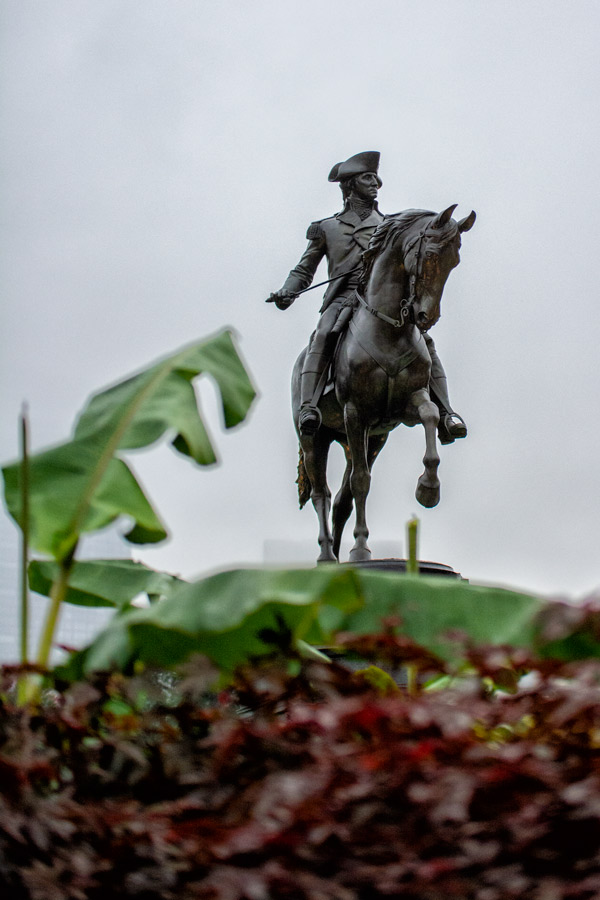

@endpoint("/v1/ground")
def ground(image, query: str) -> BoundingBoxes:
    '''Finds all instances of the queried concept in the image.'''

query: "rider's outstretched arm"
[269,223,326,309]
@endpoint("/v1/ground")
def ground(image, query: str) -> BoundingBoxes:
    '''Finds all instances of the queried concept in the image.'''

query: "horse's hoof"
[349,546,372,563]
[416,478,440,508]
[317,548,337,564]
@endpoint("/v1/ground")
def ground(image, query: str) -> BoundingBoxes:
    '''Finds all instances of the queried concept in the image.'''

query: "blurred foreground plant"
[2,639,600,898]
[2,328,257,697]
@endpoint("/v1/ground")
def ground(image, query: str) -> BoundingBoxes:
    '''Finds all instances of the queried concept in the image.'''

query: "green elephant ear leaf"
[63,566,571,679]
[62,567,366,677]
[2,329,256,561]
[29,558,186,610]
[342,572,545,658]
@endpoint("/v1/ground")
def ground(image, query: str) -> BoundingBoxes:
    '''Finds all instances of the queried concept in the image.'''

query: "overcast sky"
[2,1,600,600]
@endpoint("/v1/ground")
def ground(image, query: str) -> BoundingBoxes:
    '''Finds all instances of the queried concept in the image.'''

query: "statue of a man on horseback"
[267,150,476,563]
[268,151,467,446]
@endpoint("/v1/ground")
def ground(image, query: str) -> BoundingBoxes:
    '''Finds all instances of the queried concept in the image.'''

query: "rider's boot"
[299,349,329,436]
[424,335,467,445]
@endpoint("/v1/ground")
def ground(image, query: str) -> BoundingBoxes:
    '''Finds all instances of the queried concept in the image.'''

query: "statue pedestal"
[341,558,464,579]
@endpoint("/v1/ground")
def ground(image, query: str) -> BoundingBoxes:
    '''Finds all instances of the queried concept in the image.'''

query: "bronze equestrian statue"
[267,152,475,562]
[268,151,467,444]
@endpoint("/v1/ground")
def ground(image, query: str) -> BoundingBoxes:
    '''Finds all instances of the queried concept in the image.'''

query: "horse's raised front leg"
[300,432,337,563]
[344,402,372,562]
[412,388,441,508]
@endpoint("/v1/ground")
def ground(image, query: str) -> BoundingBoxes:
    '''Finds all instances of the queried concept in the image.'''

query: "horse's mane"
[359,209,458,289]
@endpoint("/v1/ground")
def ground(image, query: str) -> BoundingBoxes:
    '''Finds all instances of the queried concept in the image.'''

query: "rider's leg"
[330,295,357,335]
[423,334,467,445]
[299,303,340,435]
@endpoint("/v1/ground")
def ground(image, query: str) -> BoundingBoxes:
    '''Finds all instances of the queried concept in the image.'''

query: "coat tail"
[296,446,311,508]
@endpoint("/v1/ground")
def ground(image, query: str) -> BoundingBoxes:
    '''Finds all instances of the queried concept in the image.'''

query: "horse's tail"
[296,445,311,508]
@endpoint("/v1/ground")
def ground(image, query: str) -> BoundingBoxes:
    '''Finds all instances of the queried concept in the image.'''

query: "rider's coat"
[282,206,384,311]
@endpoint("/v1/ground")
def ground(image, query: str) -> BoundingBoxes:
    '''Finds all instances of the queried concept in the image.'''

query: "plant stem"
[19,406,30,665]
[406,516,419,575]
[17,406,30,706]
[36,542,77,671]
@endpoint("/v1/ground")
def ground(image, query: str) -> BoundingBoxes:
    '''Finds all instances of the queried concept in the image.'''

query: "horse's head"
[361,205,476,333]
[403,205,476,332]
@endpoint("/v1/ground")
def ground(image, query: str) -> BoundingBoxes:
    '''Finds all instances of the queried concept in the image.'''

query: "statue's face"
[352,172,380,202]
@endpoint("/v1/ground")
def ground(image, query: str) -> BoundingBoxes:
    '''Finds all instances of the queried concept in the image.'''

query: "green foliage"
[1,328,256,675]
[57,566,588,679]
[59,566,363,677]
[3,329,256,563]
[29,558,186,610]
[342,571,544,656]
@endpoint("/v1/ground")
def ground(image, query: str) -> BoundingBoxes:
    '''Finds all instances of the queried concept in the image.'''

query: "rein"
[355,290,410,329]
[404,228,429,307]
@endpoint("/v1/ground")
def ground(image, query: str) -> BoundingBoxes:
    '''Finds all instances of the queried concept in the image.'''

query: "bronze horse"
[292,205,476,563]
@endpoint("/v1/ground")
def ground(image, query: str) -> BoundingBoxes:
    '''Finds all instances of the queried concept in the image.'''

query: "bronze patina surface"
[268,153,475,562]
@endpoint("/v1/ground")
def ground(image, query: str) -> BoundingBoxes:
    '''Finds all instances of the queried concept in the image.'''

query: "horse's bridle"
[355,225,431,330]
[404,227,430,309]
[355,290,409,329]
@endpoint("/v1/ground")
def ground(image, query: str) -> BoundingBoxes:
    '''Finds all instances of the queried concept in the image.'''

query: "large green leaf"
[63,566,567,678]
[63,567,365,676]
[3,447,169,560]
[29,558,186,610]
[2,329,256,561]
[343,572,544,658]
[73,329,255,453]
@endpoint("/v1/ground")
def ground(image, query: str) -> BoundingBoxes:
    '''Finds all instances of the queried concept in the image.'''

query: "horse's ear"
[458,210,476,233]
[432,204,458,228]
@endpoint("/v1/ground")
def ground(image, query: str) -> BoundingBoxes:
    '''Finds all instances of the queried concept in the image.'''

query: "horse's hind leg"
[332,434,388,560]
[344,403,373,562]
[301,431,337,563]
[332,444,352,561]
[413,388,441,508]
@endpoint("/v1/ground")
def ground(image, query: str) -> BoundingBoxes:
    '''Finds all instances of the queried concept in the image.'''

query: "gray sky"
[2,0,600,599]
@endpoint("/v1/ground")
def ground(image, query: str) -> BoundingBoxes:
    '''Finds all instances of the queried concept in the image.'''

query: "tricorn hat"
[328,150,381,183]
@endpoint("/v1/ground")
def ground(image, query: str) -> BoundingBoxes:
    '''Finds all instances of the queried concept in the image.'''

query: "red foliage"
[1,642,600,899]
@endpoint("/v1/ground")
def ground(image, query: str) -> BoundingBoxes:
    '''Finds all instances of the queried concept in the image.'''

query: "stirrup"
[438,412,467,445]
[299,405,322,436]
